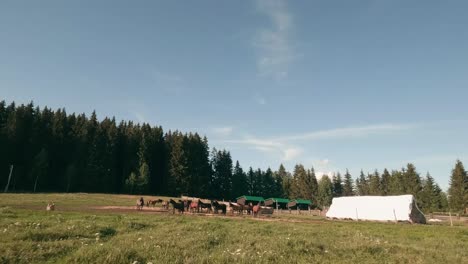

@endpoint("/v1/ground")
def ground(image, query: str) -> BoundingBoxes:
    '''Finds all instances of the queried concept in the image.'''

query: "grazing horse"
[189,200,199,213]
[211,200,227,215]
[243,203,253,215]
[147,199,163,207]
[252,202,262,217]
[161,200,169,210]
[197,199,212,213]
[169,199,185,214]
[183,200,192,212]
[229,202,243,215]
[136,197,144,211]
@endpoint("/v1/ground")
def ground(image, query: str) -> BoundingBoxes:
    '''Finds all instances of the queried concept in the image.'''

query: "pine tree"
[317,175,333,208]
[342,169,354,196]
[380,168,391,195]
[389,170,405,195]
[420,173,436,212]
[231,161,248,199]
[404,163,422,202]
[262,168,275,198]
[211,149,233,199]
[332,172,343,197]
[273,165,285,198]
[167,132,188,196]
[277,164,292,198]
[368,170,381,195]
[448,160,467,212]
[247,167,255,196]
[356,170,369,195]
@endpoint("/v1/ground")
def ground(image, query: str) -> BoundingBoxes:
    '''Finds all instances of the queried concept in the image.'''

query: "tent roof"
[236,195,265,202]
[266,198,290,203]
[292,199,312,205]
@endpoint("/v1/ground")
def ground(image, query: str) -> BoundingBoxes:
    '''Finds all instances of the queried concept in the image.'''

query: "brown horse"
[146,199,163,207]
[161,200,169,210]
[252,202,262,217]
[197,199,212,213]
[229,202,243,215]
[169,199,184,214]
[189,200,199,213]
[211,200,227,215]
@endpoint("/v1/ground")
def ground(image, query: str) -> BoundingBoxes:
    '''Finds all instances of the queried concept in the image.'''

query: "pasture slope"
[0,193,467,264]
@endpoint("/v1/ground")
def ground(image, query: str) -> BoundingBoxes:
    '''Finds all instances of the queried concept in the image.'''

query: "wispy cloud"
[212,126,234,137]
[276,123,415,141]
[222,123,417,164]
[253,0,295,79]
[283,147,302,161]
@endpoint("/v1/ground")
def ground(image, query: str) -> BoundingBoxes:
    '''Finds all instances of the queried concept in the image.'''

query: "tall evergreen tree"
[355,170,369,195]
[404,163,422,202]
[342,169,354,196]
[368,170,381,195]
[231,161,247,200]
[332,172,343,197]
[380,168,391,195]
[317,176,333,208]
[448,160,467,212]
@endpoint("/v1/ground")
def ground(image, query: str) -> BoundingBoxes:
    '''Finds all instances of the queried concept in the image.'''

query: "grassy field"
[0,193,467,264]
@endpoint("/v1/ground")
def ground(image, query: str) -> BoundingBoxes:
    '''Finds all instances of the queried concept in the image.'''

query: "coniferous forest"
[1,101,467,213]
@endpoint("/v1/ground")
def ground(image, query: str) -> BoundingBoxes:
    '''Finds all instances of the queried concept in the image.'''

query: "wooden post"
[449,211,453,227]
[355,208,359,221]
[393,209,397,224]
[4,165,13,193]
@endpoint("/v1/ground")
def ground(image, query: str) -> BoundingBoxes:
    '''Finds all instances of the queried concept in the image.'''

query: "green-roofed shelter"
[288,199,312,210]
[265,198,290,209]
[236,195,264,205]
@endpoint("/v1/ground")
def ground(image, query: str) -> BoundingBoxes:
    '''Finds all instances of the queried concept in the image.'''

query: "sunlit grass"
[0,193,467,263]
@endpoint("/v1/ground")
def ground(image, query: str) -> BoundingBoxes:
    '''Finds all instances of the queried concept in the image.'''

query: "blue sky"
[1,0,467,190]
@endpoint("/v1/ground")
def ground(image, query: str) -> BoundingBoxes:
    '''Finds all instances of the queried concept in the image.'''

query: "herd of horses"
[135,197,264,217]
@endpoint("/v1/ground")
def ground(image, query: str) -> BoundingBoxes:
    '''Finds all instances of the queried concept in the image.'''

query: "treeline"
[0,101,466,213]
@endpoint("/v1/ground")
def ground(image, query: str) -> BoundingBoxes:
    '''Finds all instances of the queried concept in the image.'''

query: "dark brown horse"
[169,199,184,214]
[211,200,227,214]
[197,199,212,213]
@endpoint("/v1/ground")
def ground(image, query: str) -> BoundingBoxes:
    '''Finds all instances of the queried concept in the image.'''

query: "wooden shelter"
[236,195,264,205]
[287,199,312,210]
[264,198,290,210]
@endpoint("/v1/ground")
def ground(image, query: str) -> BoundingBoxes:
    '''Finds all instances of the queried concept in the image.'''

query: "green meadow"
[0,193,466,264]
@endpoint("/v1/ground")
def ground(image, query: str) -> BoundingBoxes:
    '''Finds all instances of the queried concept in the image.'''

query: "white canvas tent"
[326,195,426,224]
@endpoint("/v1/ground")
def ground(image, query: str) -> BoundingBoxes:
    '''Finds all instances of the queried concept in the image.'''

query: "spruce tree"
[332,172,343,197]
[380,168,391,195]
[231,161,248,199]
[356,170,369,195]
[404,163,422,202]
[368,170,381,195]
[448,160,467,212]
[342,169,354,196]
[317,175,333,208]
